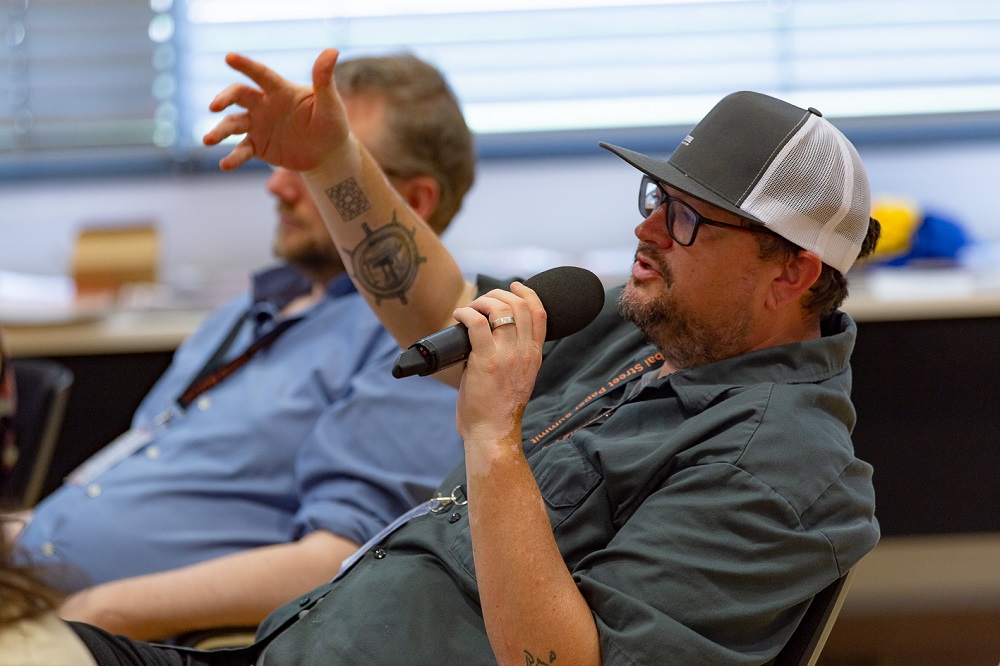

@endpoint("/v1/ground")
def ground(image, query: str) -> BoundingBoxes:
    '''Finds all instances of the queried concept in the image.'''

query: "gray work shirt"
[251,286,879,665]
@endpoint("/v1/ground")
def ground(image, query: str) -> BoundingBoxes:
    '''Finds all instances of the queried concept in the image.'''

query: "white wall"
[2,136,998,297]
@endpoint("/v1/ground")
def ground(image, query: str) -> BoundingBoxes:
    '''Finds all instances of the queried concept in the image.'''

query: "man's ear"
[766,250,823,310]
[393,175,441,226]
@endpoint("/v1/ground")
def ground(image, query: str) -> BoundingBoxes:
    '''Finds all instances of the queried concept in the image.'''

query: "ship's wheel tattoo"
[325,177,370,221]
[346,213,425,305]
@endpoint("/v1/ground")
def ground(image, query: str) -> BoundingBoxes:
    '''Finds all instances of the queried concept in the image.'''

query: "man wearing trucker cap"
[70,50,881,665]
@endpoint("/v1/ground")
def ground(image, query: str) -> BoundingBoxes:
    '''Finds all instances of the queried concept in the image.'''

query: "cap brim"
[599,142,766,227]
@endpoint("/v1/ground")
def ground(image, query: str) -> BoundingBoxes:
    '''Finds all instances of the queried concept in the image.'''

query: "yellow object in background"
[870,196,921,261]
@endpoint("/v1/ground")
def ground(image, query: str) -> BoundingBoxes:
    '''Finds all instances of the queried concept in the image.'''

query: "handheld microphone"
[392,266,605,378]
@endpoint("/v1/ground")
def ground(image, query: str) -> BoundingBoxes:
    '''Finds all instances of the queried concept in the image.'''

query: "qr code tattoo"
[325,177,371,221]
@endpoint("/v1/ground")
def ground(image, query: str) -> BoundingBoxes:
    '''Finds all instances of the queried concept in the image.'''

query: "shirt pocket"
[446,441,603,584]
[531,442,603,529]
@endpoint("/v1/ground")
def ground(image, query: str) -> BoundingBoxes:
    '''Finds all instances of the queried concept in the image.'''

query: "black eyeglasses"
[638,175,775,246]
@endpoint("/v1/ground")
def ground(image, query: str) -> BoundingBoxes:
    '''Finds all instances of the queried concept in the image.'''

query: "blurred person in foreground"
[12,52,474,641]
[1,333,94,663]
[69,49,880,665]
[1,521,96,664]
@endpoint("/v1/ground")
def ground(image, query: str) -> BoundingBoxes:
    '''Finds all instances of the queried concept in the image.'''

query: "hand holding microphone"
[392,266,605,378]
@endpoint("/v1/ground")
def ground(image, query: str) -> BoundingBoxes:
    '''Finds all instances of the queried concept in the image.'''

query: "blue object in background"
[883,211,970,266]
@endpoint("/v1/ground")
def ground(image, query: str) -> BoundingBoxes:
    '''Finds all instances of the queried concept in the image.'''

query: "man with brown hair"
[15,52,475,641]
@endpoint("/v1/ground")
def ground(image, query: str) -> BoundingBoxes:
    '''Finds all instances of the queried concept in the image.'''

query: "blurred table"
[4,308,208,358]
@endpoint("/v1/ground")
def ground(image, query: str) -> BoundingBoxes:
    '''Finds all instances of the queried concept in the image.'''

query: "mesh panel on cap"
[741,114,870,274]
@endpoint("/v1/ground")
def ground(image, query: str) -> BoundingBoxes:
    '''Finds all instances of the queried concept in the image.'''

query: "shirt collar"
[248,265,357,324]
[645,311,857,414]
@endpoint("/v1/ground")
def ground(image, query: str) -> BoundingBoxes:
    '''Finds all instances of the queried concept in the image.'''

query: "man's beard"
[618,244,754,370]
[273,209,345,279]
[277,240,344,278]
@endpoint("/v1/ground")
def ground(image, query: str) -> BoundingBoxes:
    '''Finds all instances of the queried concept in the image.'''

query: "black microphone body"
[391,322,472,378]
[392,266,605,378]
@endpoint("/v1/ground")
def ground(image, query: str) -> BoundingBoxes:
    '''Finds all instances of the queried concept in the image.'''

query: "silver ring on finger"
[489,315,516,332]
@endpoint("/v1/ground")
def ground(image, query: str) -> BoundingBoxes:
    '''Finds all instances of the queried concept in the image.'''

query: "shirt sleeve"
[290,334,464,546]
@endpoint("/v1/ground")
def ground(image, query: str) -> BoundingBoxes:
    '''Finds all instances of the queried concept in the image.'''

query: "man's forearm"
[204,50,476,370]
[57,530,358,641]
[303,140,476,354]
[451,284,601,666]
[467,437,602,666]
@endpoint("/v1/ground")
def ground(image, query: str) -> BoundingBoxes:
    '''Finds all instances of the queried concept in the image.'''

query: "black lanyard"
[175,311,303,411]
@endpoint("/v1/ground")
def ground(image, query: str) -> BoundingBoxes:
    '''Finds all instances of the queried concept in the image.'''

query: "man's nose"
[267,167,297,200]
[634,205,673,249]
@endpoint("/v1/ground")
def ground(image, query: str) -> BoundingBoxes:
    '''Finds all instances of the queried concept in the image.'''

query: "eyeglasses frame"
[638,175,778,246]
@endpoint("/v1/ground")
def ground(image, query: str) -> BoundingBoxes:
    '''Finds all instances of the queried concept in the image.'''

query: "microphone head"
[523,266,605,341]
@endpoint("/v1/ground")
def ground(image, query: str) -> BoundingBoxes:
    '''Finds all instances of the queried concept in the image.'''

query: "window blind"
[3,0,1000,176]
[0,0,164,175]
[181,0,1000,142]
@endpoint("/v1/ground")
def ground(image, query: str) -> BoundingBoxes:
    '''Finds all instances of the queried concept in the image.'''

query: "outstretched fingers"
[224,52,292,94]
[218,137,257,172]
[207,82,259,114]
[202,110,251,147]
[202,49,351,173]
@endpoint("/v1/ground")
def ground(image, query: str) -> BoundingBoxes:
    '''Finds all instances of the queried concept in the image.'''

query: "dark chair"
[775,569,856,666]
[6,358,73,508]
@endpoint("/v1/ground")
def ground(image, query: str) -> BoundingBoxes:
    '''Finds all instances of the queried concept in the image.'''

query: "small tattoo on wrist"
[326,177,370,221]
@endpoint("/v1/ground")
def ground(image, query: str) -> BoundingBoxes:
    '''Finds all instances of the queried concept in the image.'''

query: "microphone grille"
[524,266,606,341]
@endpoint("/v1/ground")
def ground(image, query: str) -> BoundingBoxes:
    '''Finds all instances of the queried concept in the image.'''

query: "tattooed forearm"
[524,649,557,665]
[344,213,426,305]
[326,177,371,221]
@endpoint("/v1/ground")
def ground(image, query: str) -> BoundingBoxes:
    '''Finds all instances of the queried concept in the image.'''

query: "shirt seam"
[732,381,848,574]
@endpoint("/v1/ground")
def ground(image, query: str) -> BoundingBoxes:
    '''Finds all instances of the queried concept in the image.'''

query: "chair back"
[6,358,73,508]
[775,569,855,666]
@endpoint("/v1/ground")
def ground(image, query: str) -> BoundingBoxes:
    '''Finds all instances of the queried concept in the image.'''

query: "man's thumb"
[312,48,341,98]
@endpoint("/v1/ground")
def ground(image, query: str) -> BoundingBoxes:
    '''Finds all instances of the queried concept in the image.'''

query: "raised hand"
[202,49,351,172]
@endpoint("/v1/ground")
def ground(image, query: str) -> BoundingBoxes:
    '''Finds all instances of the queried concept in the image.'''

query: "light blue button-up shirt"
[18,266,463,591]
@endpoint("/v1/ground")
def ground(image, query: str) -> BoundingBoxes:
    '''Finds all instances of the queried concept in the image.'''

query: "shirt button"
[41,542,55,557]
[373,547,387,560]
[146,446,160,460]
[297,610,310,619]
[86,483,101,498]
[448,512,462,523]
[197,397,212,411]
[297,596,310,607]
